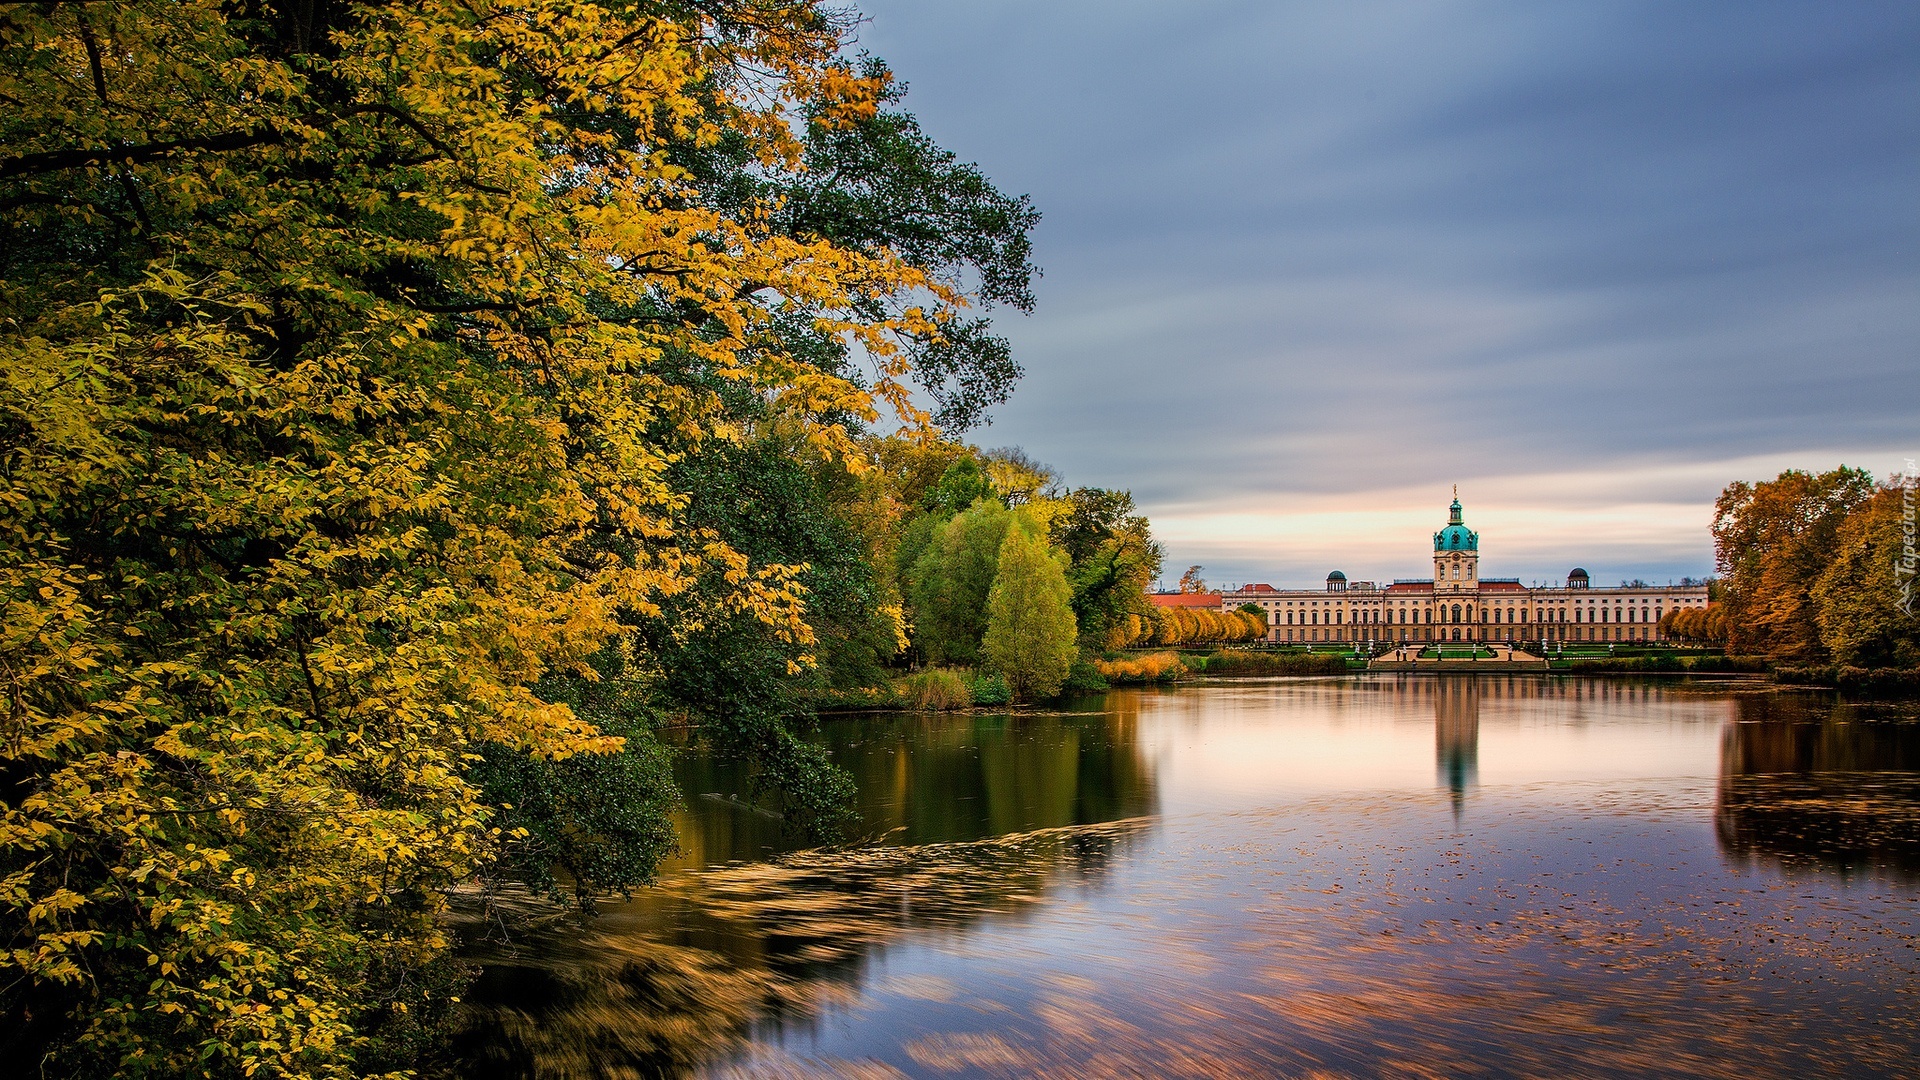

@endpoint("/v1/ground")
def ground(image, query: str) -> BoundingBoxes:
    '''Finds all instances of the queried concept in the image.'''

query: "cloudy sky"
[858,1,1918,590]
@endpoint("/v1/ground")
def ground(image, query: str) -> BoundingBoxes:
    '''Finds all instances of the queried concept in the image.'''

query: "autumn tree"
[1178,565,1209,593]
[1713,468,1877,660]
[0,1,1032,1076]
[1811,486,1920,668]
[982,525,1078,700]
[1237,604,1271,641]
[1150,607,1191,646]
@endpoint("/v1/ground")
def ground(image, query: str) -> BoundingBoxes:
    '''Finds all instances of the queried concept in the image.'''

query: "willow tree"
[0,2,1008,1076]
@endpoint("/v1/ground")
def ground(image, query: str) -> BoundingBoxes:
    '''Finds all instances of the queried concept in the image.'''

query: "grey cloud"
[860,0,1918,578]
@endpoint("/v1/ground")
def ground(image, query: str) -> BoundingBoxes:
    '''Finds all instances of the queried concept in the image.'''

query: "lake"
[457,676,1920,1079]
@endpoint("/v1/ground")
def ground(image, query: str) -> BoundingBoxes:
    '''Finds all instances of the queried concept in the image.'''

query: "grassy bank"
[1184,650,1352,676]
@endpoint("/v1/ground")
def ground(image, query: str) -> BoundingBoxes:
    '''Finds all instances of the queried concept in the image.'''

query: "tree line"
[1110,605,1269,647]
[1656,604,1729,645]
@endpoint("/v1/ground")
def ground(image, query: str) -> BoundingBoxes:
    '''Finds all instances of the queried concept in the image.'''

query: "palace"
[1216,494,1709,645]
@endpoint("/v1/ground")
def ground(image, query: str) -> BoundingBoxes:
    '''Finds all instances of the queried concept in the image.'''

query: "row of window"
[1283,625,1661,643]
[1278,603,1699,627]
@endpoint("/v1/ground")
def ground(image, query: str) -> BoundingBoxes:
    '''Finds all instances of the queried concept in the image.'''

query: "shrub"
[1196,650,1348,676]
[1060,660,1111,695]
[966,671,1013,706]
[1094,651,1189,684]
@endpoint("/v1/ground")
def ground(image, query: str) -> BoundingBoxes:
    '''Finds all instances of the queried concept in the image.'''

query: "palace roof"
[1150,592,1224,608]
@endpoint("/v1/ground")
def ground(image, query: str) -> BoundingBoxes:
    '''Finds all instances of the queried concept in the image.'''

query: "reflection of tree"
[454,817,1154,1079]
[451,934,765,1080]
[1716,696,1920,880]
[1435,679,1480,815]
[455,706,1161,1075]
[666,709,1158,870]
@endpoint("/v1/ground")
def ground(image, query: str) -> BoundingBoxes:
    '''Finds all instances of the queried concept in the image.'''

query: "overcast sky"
[858,1,1918,590]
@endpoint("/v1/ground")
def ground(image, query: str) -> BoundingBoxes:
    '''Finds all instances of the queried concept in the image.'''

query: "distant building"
[1148,591,1225,609]
[1218,494,1709,645]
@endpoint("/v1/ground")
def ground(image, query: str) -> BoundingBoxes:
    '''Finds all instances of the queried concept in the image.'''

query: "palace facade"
[1219,495,1709,645]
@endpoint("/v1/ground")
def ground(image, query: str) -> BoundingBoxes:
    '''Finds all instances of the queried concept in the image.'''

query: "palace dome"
[1433,494,1478,552]
[1327,570,1346,581]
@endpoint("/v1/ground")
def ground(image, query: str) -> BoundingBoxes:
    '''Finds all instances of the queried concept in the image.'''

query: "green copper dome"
[1433,496,1478,551]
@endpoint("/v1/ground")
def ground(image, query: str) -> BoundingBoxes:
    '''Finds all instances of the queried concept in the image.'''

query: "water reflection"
[667,701,1157,871]
[458,818,1156,1080]
[1716,695,1920,880]
[457,679,1920,1080]
[1434,679,1479,814]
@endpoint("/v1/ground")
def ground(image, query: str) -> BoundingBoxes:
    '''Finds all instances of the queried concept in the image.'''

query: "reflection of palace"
[1214,493,1710,645]
[1716,698,1920,880]
[1435,679,1479,815]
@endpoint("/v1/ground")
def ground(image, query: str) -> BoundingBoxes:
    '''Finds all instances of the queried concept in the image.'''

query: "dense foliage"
[0,1,1044,1076]
[1712,467,1916,667]
[890,446,1166,694]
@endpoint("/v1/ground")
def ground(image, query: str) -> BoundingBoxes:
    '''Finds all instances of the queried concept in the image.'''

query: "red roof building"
[1149,592,1225,609]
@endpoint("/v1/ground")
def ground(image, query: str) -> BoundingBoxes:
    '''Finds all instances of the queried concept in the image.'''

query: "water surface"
[462,677,1920,1079]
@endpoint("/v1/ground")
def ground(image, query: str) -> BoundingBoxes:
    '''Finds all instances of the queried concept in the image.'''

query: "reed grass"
[895,669,973,710]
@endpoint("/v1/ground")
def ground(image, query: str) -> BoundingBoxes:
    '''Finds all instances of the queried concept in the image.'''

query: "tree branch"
[0,126,284,181]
